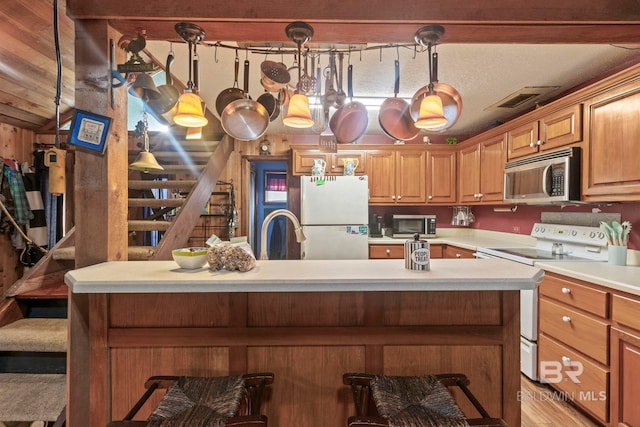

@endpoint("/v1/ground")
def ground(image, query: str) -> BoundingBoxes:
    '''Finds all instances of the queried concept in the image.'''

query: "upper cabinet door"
[426,149,457,204]
[539,104,582,152]
[478,133,507,203]
[507,121,539,160]
[366,150,396,204]
[395,150,427,204]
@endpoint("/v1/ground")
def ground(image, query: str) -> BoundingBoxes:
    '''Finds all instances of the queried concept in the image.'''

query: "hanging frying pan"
[378,59,419,141]
[215,55,245,117]
[257,90,280,121]
[221,59,270,141]
[329,64,368,144]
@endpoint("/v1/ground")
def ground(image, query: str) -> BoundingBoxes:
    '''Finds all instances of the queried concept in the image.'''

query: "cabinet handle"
[537,140,544,146]
[428,195,433,200]
[397,196,401,200]
[562,315,571,323]
[391,195,396,200]
[477,193,483,198]
[529,141,535,148]
[386,249,391,254]
[456,253,462,258]
[561,356,571,364]
[331,165,335,169]
[561,287,571,294]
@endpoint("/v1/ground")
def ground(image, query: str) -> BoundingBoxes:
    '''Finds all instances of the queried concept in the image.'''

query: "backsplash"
[369,203,640,250]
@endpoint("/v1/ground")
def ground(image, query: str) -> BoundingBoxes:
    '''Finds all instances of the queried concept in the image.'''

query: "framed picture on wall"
[68,109,112,154]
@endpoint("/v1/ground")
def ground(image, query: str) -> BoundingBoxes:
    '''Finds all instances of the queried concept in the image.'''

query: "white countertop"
[64,259,543,294]
[369,229,640,297]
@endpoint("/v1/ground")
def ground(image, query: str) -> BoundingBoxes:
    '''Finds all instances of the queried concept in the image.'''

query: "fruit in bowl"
[171,247,208,269]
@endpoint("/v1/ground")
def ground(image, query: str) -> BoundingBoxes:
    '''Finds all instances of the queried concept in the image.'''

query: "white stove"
[475,222,608,381]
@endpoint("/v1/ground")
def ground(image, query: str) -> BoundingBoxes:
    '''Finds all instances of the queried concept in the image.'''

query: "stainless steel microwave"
[503,147,581,204]
[392,215,436,238]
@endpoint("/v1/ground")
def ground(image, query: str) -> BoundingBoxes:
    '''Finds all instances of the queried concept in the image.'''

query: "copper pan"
[378,59,419,141]
[329,64,368,144]
[410,82,463,132]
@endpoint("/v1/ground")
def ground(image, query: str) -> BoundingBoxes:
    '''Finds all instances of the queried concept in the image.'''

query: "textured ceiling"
[146,40,640,139]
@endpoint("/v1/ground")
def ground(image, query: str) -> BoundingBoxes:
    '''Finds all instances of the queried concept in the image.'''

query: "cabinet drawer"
[540,273,608,318]
[538,334,609,423]
[369,245,404,259]
[612,294,640,332]
[539,298,609,365]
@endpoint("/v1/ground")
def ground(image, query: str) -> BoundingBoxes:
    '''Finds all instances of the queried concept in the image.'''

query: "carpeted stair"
[0,297,67,424]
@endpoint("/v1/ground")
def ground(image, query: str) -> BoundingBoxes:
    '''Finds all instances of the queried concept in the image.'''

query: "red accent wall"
[370,203,640,250]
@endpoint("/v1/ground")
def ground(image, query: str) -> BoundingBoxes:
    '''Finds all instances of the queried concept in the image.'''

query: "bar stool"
[343,373,507,427]
[108,372,274,427]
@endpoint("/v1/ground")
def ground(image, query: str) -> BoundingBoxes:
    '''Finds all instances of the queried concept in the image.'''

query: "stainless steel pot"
[221,60,270,141]
[215,56,245,117]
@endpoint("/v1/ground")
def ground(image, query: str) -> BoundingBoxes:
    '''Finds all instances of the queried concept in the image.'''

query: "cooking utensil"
[299,53,312,95]
[319,108,337,153]
[322,51,338,110]
[215,55,244,117]
[221,59,270,141]
[410,82,463,132]
[329,64,368,144]
[260,60,290,92]
[335,52,347,108]
[257,90,280,121]
[378,59,419,142]
[145,52,181,125]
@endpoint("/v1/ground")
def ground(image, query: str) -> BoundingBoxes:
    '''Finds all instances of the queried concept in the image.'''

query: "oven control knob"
[562,316,571,323]
[597,232,605,240]
[589,231,596,238]
[570,230,578,236]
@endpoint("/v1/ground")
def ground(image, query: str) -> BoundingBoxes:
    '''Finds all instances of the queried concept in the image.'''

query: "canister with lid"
[404,233,430,271]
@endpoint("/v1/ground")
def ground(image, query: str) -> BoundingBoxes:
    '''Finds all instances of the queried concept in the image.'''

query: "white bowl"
[171,247,208,269]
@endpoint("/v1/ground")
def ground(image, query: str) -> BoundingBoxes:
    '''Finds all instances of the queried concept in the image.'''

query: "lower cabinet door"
[610,327,640,427]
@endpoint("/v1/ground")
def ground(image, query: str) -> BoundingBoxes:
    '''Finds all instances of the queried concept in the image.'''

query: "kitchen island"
[64,259,543,427]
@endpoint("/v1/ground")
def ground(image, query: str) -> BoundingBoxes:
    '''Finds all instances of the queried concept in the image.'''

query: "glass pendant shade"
[415,94,448,129]
[173,92,208,127]
[283,94,314,128]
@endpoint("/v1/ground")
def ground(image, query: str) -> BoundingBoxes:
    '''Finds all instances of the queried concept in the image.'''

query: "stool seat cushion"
[147,375,245,427]
[371,375,470,427]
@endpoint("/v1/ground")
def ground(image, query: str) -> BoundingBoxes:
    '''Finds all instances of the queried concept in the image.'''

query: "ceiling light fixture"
[173,23,208,128]
[129,112,164,173]
[414,25,448,130]
[283,22,315,128]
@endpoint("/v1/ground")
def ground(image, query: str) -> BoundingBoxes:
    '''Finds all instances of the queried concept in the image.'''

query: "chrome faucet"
[259,209,306,260]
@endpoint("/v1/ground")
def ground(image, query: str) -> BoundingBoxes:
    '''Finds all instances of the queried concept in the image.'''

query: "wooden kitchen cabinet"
[538,272,610,424]
[506,104,582,160]
[292,149,365,176]
[426,147,457,204]
[369,243,443,259]
[610,294,640,427]
[583,75,640,201]
[458,132,506,204]
[443,245,475,259]
[366,148,426,205]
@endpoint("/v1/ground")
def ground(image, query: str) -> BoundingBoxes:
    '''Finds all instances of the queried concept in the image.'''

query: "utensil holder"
[608,245,627,266]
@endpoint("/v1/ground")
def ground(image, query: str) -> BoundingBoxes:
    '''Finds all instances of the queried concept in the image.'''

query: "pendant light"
[283,22,314,128]
[129,112,164,173]
[173,23,208,128]
[414,25,448,130]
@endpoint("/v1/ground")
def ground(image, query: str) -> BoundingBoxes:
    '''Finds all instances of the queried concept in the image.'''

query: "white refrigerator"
[300,175,369,260]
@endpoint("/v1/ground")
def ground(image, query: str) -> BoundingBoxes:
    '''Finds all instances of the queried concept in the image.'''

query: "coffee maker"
[369,213,384,237]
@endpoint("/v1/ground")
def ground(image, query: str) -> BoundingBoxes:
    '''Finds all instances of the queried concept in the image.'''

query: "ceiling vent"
[486,86,560,110]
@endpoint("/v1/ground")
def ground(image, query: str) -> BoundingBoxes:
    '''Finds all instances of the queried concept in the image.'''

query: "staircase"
[0,134,235,425]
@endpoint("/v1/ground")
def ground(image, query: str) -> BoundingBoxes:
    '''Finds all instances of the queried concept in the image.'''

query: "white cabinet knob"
[562,315,571,323]
[537,140,544,146]
[456,253,462,258]
[331,165,335,169]
[561,287,571,294]
[428,195,433,200]
[391,195,396,200]
[477,193,483,198]
[561,356,571,364]
[386,249,391,254]
[397,196,402,200]
[529,141,535,148]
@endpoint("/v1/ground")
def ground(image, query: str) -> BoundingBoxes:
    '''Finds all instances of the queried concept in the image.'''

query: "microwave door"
[504,164,548,202]
[541,164,552,197]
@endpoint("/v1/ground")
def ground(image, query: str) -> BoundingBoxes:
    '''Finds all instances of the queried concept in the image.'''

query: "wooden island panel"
[103,289,520,426]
